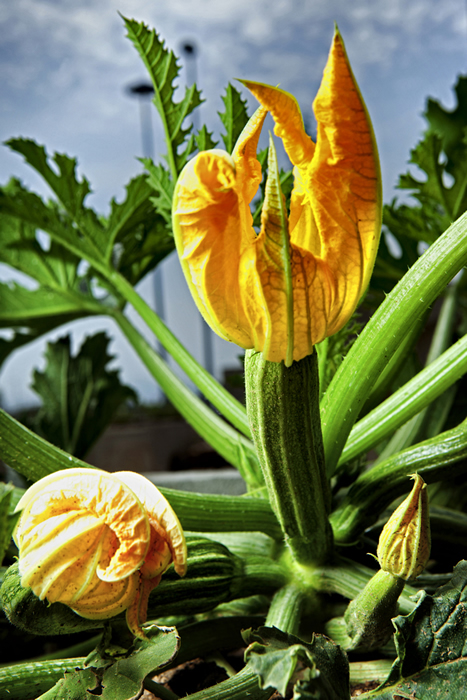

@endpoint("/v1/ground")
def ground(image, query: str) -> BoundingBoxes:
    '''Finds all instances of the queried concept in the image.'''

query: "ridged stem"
[265,584,305,635]
[245,350,333,566]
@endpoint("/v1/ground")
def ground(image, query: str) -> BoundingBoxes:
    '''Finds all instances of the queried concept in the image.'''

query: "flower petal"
[239,80,315,169]
[244,30,382,351]
[173,109,267,351]
[240,135,295,365]
[115,471,187,577]
[15,468,151,583]
[301,28,382,337]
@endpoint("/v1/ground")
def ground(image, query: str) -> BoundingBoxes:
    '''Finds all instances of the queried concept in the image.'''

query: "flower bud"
[377,473,430,580]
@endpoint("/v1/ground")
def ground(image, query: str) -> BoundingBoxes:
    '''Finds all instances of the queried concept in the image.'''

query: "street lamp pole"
[126,81,168,365]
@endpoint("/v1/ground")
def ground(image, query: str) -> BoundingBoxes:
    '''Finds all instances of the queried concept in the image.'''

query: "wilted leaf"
[243,626,350,699]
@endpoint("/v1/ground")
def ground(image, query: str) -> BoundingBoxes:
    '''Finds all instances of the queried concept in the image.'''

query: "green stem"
[265,584,305,635]
[158,487,282,541]
[375,280,459,462]
[108,270,251,438]
[349,659,393,684]
[310,555,417,616]
[113,311,262,489]
[331,417,467,543]
[321,210,467,476]
[245,350,333,566]
[338,331,467,467]
[0,658,86,700]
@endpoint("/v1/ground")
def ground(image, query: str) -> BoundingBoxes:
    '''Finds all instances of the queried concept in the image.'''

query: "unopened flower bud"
[377,473,430,581]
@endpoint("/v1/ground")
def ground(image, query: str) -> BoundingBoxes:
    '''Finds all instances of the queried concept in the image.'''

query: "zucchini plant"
[1,15,467,700]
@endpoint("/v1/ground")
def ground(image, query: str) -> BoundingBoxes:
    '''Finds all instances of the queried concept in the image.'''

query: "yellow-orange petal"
[173,151,254,349]
[240,80,315,169]
[295,29,381,337]
[240,135,295,365]
[115,472,187,577]
[69,572,140,620]
[15,468,151,583]
[244,31,381,353]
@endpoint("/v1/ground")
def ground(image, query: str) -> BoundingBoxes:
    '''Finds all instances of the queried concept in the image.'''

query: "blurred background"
[1,0,467,414]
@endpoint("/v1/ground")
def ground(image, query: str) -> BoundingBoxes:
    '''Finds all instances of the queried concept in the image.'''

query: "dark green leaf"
[38,667,99,700]
[142,159,174,225]
[243,626,350,699]
[364,561,467,698]
[124,16,203,177]
[0,176,106,272]
[31,333,136,458]
[99,626,180,699]
[219,83,250,153]
[0,483,19,566]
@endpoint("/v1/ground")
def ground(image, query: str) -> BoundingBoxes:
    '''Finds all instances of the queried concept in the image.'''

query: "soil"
[141,655,381,699]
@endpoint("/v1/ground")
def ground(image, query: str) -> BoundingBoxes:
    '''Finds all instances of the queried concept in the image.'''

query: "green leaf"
[106,173,174,285]
[362,561,467,698]
[98,626,179,699]
[196,124,218,151]
[0,483,19,565]
[30,333,136,459]
[5,140,107,257]
[243,626,350,699]
[36,667,98,700]
[219,83,250,153]
[0,175,108,277]
[142,159,174,225]
[123,16,203,178]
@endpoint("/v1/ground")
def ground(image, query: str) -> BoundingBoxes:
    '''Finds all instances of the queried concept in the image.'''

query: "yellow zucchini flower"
[173,30,381,365]
[13,468,187,638]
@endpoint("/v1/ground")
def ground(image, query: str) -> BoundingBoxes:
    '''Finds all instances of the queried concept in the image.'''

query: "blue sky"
[1,0,467,410]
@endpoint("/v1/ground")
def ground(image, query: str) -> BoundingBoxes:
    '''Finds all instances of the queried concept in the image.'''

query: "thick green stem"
[311,555,417,616]
[338,331,467,467]
[245,350,333,566]
[344,569,404,651]
[322,210,467,475]
[265,584,305,635]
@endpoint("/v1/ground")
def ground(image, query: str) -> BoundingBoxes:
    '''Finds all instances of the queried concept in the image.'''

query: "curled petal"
[116,471,187,577]
[173,110,267,352]
[69,573,140,620]
[15,468,150,586]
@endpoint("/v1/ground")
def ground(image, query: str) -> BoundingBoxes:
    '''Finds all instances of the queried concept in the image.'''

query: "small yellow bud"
[377,473,430,580]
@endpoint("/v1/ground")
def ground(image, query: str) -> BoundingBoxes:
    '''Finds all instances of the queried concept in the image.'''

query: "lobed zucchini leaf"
[123,16,202,179]
[219,83,250,153]
[29,332,136,459]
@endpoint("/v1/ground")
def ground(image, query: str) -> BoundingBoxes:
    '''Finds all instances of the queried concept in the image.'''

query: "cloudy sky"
[1,0,467,410]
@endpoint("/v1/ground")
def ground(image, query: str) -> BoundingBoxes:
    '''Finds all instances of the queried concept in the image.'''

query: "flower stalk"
[245,349,333,566]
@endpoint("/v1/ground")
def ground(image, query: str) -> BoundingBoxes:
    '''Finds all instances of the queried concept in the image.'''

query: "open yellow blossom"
[173,30,381,365]
[14,468,187,638]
